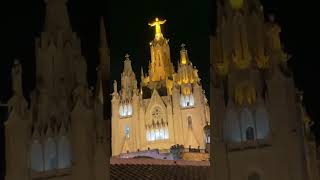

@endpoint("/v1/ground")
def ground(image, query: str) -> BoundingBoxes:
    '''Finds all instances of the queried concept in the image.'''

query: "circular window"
[151,107,163,122]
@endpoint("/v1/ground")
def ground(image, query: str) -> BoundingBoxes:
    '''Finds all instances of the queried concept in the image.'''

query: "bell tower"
[147,18,174,85]
[210,0,314,179]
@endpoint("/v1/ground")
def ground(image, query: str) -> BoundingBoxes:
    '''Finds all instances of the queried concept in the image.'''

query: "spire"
[180,43,189,65]
[100,17,108,49]
[123,54,133,74]
[44,0,72,33]
[141,67,144,81]
[11,59,23,96]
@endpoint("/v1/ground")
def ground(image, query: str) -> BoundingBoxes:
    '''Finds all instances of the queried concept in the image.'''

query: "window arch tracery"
[146,107,169,142]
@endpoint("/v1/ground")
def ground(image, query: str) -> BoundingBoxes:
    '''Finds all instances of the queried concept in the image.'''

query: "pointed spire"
[180,43,188,65]
[44,0,72,33]
[141,67,144,80]
[100,16,108,49]
[123,54,133,74]
[11,59,23,96]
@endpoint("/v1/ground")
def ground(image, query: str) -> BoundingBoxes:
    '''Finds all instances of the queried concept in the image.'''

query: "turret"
[96,16,110,180]
[5,60,29,180]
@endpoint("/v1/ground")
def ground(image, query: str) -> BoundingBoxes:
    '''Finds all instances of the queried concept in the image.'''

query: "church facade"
[210,0,319,180]
[111,18,210,156]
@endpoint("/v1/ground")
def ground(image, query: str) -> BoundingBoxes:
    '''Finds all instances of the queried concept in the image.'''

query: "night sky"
[0,0,318,179]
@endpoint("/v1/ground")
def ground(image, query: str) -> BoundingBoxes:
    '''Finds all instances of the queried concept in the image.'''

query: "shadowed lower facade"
[210,0,319,180]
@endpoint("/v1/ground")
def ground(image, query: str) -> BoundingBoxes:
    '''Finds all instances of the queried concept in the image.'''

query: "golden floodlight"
[148,17,166,40]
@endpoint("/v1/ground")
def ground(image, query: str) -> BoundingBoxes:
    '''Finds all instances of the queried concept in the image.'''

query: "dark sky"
[0,0,318,179]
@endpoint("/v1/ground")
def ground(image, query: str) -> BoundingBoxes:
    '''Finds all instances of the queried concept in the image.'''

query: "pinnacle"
[100,17,109,48]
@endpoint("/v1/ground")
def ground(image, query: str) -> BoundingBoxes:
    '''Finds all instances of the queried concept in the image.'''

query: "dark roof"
[111,164,210,180]
[110,158,210,180]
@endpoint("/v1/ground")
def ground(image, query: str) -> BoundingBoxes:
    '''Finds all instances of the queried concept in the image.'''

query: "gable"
[146,89,167,115]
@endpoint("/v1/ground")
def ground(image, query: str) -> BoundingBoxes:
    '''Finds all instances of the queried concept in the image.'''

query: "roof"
[110,157,210,180]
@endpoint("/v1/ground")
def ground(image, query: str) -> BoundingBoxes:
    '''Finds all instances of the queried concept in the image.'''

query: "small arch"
[31,139,44,172]
[187,116,192,129]
[164,127,169,139]
[44,137,57,171]
[240,108,255,141]
[246,127,255,141]
[58,136,71,169]
[125,125,130,138]
[159,128,165,140]
[150,129,155,141]
[255,106,270,139]
[224,109,241,142]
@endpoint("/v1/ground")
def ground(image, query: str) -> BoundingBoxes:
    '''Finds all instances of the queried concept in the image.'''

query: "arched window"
[164,127,169,139]
[119,103,133,118]
[248,172,261,180]
[125,125,130,138]
[255,106,270,139]
[155,129,160,140]
[150,129,155,141]
[240,108,255,142]
[187,116,192,129]
[31,140,43,172]
[44,138,57,171]
[189,94,195,106]
[224,109,241,142]
[180,94,195,108]
[58,136,71,169]
[119,105,124,117]
[123,104,128,116]
[127,104,133,116]
[246,127,255,141]
[159,128,165,140]
[146,130,150,141]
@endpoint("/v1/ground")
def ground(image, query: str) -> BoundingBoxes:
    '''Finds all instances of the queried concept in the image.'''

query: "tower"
[210,0,317,180]
[146,18,174,92]
[4,1,110,180]
[111,54,139,155]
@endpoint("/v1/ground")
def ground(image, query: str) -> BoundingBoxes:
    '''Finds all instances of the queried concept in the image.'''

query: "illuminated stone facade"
[210,0,319,180]
[4,0,110,180]
[111,18,210,156]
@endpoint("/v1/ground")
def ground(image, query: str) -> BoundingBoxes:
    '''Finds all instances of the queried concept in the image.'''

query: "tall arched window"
[224,109,241,142]
[246,127,255,141]
[164,127,169,139]
[240,108,255,142]
[255,106,270,139]
[119,103,133,118]
[159,128,165,140]
[125,125,130,138]
[155,129,160,140]
[58,136,71,169]
[44,138,57,171]
[248,172,261,180]
[180,94,195,108]
[187,116,192,129]
[150,129,155,141]
[31,139,43,172]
